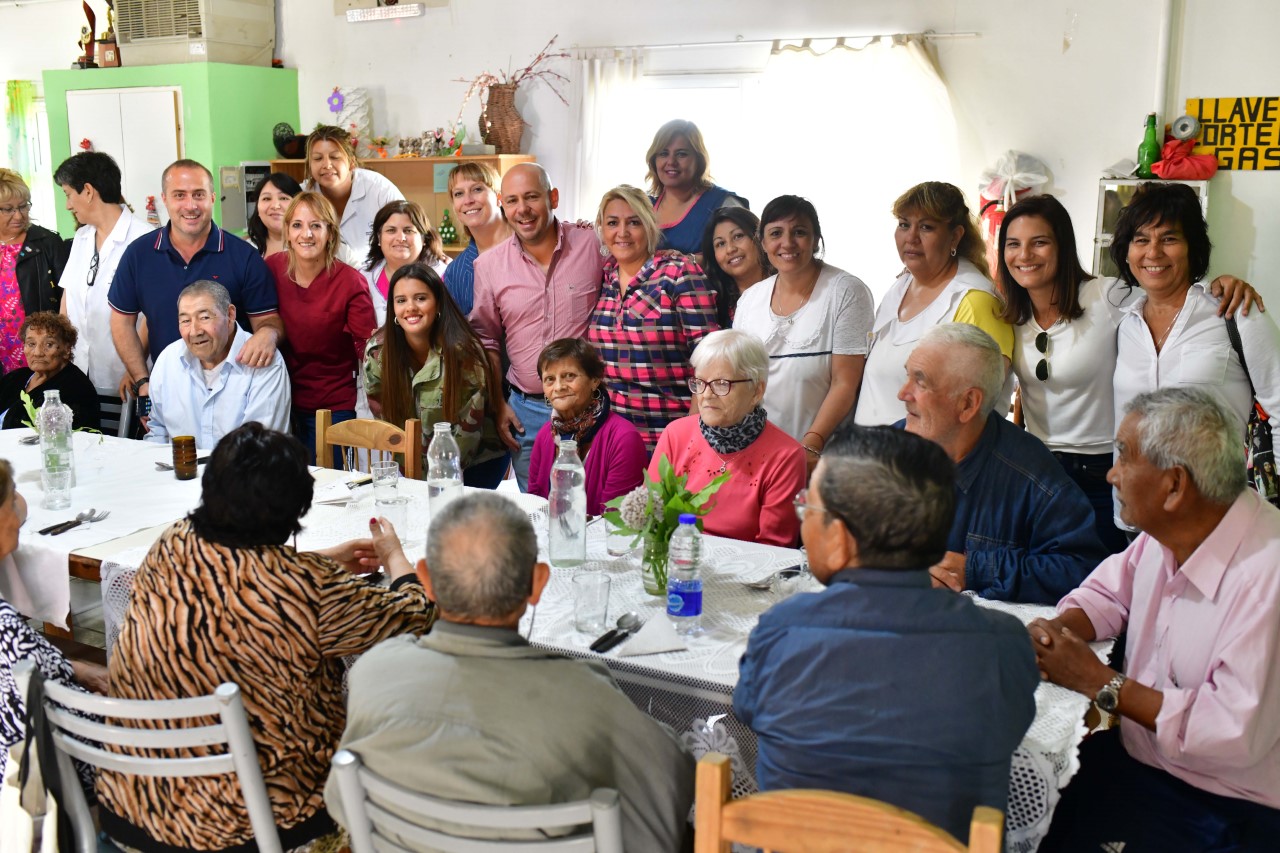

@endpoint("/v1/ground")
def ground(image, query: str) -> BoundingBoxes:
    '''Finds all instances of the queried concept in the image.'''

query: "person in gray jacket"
[325,491,694,851]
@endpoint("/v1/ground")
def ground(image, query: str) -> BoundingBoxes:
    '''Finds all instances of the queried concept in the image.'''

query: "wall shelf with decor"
[270,154,534,257]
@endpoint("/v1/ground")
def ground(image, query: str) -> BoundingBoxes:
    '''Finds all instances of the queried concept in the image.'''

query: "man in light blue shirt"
[146,280,290,449]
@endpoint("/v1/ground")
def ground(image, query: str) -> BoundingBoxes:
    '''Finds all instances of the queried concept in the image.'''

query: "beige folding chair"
[694,752,1003,853]
[13,660,283,853]
[330,748,624,852]
[315,408,422,479]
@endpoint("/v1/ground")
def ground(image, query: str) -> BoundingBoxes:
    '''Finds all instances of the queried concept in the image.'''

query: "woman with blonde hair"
[304,124,403,268]
[442,161,511,316]
[854,181,1014,426]
[586,184,720,451]
[645,119,746,257]
[267,190,376,461]
[0,168,68,371]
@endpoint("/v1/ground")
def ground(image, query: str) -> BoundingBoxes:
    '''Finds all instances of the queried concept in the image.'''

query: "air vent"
[117,0,204,42]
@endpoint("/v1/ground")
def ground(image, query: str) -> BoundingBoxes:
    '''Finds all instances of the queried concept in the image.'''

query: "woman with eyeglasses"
[54,152,155,394]
[650,329,806,547]
[0,169,69,372]
[998,192,1259,553]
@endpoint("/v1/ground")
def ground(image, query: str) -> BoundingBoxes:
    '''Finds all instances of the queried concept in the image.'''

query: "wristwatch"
[1095,672,1127,713]
[131,375,150,395]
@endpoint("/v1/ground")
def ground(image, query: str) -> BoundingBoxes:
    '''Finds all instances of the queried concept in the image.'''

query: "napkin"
[617,615,686,657]
[313,478,364,506]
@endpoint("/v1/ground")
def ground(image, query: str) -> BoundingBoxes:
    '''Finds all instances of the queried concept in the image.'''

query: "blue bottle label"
[667,582,703,617]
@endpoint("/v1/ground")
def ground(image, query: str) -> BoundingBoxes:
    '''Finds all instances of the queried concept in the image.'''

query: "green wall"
[42,63,298,234]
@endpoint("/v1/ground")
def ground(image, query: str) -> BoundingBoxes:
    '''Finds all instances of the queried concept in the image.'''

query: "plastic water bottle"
[548,439,586,567]
[426,422,462,518]
[667,513,703,635]
[38,390,75,508]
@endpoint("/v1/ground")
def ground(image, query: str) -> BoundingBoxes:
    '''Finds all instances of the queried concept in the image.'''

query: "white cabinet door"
[65,88,181,227]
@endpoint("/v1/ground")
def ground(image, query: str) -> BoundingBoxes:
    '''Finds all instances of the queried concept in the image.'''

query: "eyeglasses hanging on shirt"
[1034,331,1050,382]
[86,248,100,287]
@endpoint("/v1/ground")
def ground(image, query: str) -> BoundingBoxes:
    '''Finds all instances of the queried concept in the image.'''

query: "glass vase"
[641,531,669,596]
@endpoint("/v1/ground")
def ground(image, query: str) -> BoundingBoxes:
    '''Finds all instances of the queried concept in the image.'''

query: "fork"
[155,456,210,471]
[49,510,110,536]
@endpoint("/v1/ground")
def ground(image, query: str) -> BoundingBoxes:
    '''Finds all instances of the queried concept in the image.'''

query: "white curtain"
[568,48,645,220]
[749,37,962,299]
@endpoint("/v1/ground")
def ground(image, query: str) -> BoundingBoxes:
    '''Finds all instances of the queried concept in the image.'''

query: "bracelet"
[802,431,826,450]
[131,375,150,395]
[802,445,822,457]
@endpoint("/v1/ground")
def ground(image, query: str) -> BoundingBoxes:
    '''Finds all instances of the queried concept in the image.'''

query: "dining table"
[1,428,1110,851]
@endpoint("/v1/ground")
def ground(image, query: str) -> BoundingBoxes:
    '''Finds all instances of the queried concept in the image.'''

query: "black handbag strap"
[1224,317,1259,402]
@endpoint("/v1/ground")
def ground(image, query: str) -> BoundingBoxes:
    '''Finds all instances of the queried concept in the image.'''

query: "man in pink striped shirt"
[1031,387,1280,851]
[470,163,604,489]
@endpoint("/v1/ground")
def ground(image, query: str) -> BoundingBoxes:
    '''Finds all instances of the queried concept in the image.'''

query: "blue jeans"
[293,408,356,467]
[1041,728,1280,852]
[1052,450,1129,555]
[464,452,511,489]
[506,390,552,492]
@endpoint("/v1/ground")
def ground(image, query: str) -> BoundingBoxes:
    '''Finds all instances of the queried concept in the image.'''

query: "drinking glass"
[171,435,198,480]
[371,460,400,502]
[42,466,72,510]
[573,571,611,634]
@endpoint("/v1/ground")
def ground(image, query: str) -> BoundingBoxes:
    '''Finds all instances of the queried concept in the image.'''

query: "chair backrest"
[13,660,283,853]
[693,753,1003,853]
[330,748,624,853]
[316,409,422,479]
[94,386,133,439]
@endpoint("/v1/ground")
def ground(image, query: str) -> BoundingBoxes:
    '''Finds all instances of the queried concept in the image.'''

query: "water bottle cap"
[433,422,451,432]
[678,513,697,525]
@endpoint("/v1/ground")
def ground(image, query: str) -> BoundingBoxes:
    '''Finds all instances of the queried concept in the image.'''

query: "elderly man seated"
[326,491,694,849]
[1032,388,1280,851]
[733,425,1039,843]
[897,322,1105,603]
[146,280,290,449]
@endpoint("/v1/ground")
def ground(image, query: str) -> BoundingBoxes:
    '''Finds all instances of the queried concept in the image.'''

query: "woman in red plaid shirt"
[587,185,721,452]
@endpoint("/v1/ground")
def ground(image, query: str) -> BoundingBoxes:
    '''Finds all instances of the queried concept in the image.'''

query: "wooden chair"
[13,660,283,853]
[330,748,624,852]
[315,409,421,479]
[694,753,1003,853]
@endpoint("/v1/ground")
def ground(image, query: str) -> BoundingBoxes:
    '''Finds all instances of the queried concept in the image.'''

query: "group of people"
[1,114,1279,851]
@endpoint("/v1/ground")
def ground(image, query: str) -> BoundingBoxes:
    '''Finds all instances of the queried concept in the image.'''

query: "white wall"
[4,0,1277,300]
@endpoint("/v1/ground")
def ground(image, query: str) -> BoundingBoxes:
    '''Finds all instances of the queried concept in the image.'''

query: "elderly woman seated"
[528,338,647,515]
[650,329,807,546]
[0,312,99,430]
[98,423,435,853]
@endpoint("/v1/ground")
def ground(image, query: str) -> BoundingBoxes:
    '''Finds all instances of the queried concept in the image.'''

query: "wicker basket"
[480,82,525,154]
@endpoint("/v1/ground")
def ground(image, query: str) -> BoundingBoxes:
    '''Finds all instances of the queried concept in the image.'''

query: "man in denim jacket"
[897,323,1106,603]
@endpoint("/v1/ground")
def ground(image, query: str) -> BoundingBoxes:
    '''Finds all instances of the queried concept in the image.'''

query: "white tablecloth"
[74,474,1111,850]
[0,430,204,626]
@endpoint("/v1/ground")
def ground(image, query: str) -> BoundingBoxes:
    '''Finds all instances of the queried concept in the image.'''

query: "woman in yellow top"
[853,181,1013,425]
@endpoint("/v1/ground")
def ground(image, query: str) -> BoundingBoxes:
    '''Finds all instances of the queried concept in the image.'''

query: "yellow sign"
[1186,98,1280,170]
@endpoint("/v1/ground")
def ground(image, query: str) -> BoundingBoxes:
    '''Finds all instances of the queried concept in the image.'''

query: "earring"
[394,316,401,326]
[950,246,958,258]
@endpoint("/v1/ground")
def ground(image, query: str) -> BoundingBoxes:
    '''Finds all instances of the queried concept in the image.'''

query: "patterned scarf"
[552,387,609,445]
[699,404,768,454]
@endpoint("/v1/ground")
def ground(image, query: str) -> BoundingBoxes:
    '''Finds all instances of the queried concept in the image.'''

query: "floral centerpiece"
[602,456,729,596]
[453,35,570,154]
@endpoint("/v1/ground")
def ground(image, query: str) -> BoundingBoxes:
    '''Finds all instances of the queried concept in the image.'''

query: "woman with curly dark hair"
[363,263,507,487]
[0,311,99,430]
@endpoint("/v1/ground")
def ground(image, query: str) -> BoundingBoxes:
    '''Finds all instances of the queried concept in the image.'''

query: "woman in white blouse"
[53,151,154,396]
[732,195,873,466]
[305,125,403,269]
[1000,192,1261,550]
[853,181,1012,426]
[1110,182,1279,440]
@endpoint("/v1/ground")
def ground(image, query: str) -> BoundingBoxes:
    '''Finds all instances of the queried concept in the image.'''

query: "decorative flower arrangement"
[452,35,570,145]
[603,456,729,595]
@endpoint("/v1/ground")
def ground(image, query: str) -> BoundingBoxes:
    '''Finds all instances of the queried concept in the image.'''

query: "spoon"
[742,566,804,590]
[590,612,642,653]
[38,509,94,536]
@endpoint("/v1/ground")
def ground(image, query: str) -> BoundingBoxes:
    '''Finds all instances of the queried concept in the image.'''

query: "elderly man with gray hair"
[327,492,695,850]
[734,425,1039,844]
[1031,388,1280,850]
[896,322,1105,603]
[145,279,290,448]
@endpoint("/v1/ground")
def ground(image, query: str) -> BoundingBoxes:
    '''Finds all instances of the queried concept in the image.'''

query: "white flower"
[618,485,652,530]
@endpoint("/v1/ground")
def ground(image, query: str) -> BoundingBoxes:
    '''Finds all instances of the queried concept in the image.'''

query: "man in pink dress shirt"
[469,163,604,489]
[1031,387,1280,851]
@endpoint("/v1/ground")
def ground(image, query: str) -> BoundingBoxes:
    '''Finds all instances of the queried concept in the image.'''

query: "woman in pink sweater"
[651,329,806,547]
[528,338,648,515]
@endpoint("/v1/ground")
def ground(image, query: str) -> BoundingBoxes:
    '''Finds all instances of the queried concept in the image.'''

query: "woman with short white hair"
[649,329,807,546]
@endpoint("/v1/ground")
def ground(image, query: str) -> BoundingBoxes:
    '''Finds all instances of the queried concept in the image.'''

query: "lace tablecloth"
[94,479,1110,850]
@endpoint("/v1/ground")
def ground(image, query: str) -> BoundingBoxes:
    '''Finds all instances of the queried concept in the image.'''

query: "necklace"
[1150,304,1184,352]
[772,274,818,327]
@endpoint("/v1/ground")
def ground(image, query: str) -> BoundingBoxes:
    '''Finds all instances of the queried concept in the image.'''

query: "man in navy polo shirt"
[108,159,284,409]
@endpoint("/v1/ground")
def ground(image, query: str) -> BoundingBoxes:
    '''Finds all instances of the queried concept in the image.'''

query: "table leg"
[44,613,74,639]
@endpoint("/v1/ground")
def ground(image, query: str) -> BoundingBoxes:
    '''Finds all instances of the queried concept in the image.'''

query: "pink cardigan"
[528,412,648,515]
[649,416,806,547]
